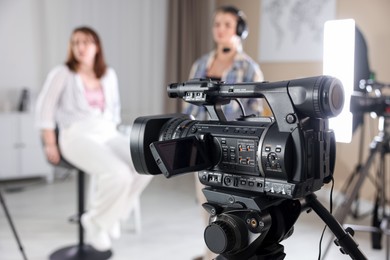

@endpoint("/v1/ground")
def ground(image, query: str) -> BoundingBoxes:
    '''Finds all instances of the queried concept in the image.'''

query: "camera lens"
[288,76,345,119]
[331,85,343,110]
[323,77,344,117]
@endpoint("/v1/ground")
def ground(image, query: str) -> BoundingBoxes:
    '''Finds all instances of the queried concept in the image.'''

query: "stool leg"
[125,197,142,234]
[133,198,142,234]
[49,171,112,260]
[78,171,85,247]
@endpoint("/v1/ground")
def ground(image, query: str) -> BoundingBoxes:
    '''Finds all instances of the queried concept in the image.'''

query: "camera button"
[286,113,296,124]
[190,127,197,133]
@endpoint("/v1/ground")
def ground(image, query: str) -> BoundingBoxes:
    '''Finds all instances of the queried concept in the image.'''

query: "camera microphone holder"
[203,189,367,260]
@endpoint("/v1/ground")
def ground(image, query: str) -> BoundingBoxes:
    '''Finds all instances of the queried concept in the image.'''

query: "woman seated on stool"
[35,26,153,251]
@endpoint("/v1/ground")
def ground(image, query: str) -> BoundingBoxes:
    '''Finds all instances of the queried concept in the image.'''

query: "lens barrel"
[288,76,344,119]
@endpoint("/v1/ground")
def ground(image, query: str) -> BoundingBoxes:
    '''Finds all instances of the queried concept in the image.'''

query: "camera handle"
[303,193,367,260]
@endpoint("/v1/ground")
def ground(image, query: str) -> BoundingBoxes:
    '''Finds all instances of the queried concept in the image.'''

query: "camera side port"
[224,175,233,186]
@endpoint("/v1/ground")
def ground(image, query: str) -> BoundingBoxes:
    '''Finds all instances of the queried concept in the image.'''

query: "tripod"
[0,189,28,260]
[323,115,390,259]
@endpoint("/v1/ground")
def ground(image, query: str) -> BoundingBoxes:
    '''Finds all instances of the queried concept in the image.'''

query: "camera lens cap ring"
[318,77,344,118]
[327,80,344,115]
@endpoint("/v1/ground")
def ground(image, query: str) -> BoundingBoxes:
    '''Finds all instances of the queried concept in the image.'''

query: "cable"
[318,177,335,260]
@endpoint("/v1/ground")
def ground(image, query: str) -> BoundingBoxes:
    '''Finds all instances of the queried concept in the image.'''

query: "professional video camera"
[130,76,367,259]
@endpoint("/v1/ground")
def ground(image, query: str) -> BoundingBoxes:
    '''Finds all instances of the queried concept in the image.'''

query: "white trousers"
[59,118,153,231]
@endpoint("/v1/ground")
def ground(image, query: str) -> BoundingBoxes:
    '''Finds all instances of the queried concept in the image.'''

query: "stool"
[46,130,112,260]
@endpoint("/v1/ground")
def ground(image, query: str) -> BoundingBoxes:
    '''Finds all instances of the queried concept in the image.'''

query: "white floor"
[0,172,387,260]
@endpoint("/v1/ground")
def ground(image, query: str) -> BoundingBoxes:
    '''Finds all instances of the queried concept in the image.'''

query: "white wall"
[0,0,168,123]
[0,0,43,110]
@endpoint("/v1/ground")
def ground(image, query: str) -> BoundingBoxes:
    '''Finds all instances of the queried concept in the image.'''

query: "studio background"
[1,0,390,202]
[223,0,390,200]
[0,0,168,123]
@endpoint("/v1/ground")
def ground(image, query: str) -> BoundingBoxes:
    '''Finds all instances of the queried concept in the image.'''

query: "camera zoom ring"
[312,78,322,118]
[160,117,195,141]
[160,117,185,140]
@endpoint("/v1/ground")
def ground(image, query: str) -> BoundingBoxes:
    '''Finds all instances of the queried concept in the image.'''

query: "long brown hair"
[65,26,107,78]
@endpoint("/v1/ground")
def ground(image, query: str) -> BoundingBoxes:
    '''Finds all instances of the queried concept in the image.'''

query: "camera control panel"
[217,137,258,175]
[198,170,295,198]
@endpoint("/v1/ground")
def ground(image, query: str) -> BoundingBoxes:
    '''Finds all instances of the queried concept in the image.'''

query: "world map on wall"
[259,0,336,62]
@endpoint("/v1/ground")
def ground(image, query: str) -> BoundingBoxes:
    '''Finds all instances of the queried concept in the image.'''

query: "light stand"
[323,115,390,259]
[0,189,28,260]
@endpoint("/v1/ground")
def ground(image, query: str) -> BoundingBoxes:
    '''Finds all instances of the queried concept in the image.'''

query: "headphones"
[218,6,249,40]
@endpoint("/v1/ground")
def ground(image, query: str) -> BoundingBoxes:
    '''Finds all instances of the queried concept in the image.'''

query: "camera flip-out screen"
[150,136,211,178]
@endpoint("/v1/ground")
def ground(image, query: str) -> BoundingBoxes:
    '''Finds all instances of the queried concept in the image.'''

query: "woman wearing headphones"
[186,6,264,260]
[184,5,264,121]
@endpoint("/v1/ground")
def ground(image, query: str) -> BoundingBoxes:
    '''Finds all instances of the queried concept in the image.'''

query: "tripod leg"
[322,142,380,258]
[305,194,368,260]
[372,196,382,249]
[371,144,388,250]
[337,164,363,219]
[384,218,390,260]
[335,144,379,224]
[0,190,28,260]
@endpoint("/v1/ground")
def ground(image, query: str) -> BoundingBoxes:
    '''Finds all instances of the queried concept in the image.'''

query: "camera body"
[130,76,344,199]
[130,76,344,258]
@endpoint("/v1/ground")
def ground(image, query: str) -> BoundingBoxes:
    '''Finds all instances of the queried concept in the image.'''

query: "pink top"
[84,86,105,112]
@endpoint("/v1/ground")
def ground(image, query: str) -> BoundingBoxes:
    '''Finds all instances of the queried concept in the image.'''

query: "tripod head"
[203,188,300,260]
[202,189,367,260]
